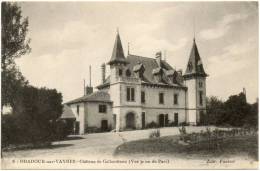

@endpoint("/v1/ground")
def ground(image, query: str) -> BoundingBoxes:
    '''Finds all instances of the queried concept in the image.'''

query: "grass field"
[114,134,258,161]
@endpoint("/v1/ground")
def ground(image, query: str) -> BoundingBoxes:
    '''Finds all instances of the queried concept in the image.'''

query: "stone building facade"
[62,31,208,134]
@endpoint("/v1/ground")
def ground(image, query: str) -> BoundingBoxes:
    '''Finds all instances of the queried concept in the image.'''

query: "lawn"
[114,134,258,161]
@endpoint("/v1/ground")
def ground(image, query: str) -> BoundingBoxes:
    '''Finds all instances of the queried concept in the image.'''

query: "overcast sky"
[17,1,258,103]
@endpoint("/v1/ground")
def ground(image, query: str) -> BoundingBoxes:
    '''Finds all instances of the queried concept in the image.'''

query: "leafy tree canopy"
[1,2,31,69]
[1,2,31,107]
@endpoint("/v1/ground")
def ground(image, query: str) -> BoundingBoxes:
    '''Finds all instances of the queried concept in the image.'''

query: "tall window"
[159,93,164,104]
[199,91,203,105]
[76,105,79,115]
[119,69,122,76]
[174,94,178,105]
[99,104,107,113]
[127,87,135,101]
[141,91,145,103]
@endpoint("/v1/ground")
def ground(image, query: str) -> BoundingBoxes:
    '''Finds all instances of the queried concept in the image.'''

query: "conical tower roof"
[108,31,128,65]
[184,39,208,78]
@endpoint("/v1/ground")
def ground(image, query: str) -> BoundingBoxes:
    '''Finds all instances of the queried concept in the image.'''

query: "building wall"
[69,102,85,134]
[111,78,187,130]
[85,102,113,130]
[141,86,186,109]
[195,77,207,122]
[184,76,207,125]
[184,79,196,124]
[142,108,186,125]
[118,106,142,130]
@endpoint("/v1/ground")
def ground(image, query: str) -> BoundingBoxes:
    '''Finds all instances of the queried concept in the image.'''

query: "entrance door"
[159,114,165,127]
[174,113,178,125]
[142,112,145,129]
[126,113,135,129]
[101,120,108,131]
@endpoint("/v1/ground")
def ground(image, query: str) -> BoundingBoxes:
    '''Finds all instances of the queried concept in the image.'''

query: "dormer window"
[133,63,145,78]
[126,69,131,77]
[152,68,163,82]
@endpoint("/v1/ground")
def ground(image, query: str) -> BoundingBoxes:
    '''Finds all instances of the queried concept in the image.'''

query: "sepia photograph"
[1,1,259,169]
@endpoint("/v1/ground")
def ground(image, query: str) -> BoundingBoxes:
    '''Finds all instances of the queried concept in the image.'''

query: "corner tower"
[183,38,208,125]
[108,30,128,83]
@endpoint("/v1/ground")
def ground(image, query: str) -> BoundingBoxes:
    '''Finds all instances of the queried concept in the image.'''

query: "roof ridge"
[127,54,156,61]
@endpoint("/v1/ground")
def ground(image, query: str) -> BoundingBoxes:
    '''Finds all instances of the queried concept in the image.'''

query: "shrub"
[54,120,70,140]
[146,121,159,128]
[2,86,63,147]
[149,129,161,139]
[167,121,178,127]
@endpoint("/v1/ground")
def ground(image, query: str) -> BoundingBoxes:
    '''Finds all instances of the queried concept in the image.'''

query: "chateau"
[62,31,208,134]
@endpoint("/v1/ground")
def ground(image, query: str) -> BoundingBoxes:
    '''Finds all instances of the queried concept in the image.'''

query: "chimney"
[89,66,92,87]
[86,86,93,95]
[155,51,162,67]
[83,79,86,95]
[243,87,247,102]
[85,65,94,95]
[101,63,106,84]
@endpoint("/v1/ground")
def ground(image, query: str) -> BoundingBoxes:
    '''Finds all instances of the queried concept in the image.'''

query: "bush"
[54,120,70,140]
[2,86,63,148]
[149,129,160,139]
[146,121,159,128]
[167,121,178,127]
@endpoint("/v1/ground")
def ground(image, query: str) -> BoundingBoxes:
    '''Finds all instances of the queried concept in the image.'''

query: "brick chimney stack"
[155,51,162,67]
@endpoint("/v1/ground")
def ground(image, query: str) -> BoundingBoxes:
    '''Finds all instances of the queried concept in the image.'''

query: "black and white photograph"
[1,1,259,169]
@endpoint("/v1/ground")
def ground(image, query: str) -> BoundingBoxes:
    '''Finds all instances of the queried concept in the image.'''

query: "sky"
[16,1,258,103]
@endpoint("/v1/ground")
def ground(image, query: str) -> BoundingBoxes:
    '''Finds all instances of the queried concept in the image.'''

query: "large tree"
[1,2,31,108]
[206,96,225,125]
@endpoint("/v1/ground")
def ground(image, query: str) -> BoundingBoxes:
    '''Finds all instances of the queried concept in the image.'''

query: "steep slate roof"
[60,105,75,119]
[97,54,186,89]
[184,39,207,77]
[65,91,112,105]
[107,32,128,65]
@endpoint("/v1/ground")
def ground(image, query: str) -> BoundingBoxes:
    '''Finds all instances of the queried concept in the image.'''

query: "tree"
[207,93,256,127]
[4,86,63,144]
[245,101,258,128]
[206,96,225,125]
[1,2,31,109]
[224,93,250,126]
